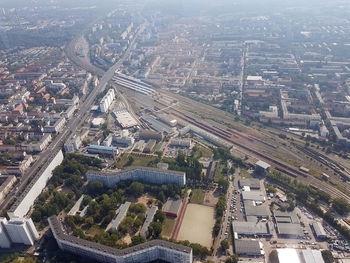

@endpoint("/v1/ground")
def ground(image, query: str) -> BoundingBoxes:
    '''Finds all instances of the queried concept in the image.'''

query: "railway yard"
[123,87,350,202]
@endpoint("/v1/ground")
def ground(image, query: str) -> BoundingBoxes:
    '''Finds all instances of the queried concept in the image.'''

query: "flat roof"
[48,215,192,256]
[244,201,269,217]
[232,221,270,235]
[88,145,119,152]
[277,248,300,263]
[255,160,271,169]
[276,223,303,236]
[234,240,262,255]
[239,178,260,189]
[87,166,185,177]
[114,110,138,128]
[302,249,325,263]
[242,191,265,202]
[274,210,300,224]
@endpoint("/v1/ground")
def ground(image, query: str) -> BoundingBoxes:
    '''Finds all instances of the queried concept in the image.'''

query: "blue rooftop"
[88,145,119,152]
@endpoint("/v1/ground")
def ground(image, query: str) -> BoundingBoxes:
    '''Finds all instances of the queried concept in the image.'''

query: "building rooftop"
[232,221,270,236]
[277,248,300,263]
[88,145,119,152]
[48,215,192,256]
[274,210,300,224]
[140,206,158,237]
[311,222,327,238]
[276,223,304,237]
[239,178,260,189]
[234,239,262,255]
[255,160,271,170]
[242,191,265,202]
[88,166,185,177]
[163,198,183,216]
[301,249,325,263]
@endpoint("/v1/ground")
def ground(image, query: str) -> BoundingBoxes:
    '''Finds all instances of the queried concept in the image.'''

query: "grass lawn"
[240,169,252,178]
[193,145,213,159]
[84,225,104,237]
[161,216,176,238]
[215,163,225,183]
[116,154,158,168]
[190,189,205,204]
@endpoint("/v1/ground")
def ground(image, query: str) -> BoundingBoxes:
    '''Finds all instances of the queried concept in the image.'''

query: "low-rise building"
[234,239,263,257]
[109,202,131,232]
[163,198,183,217]
[140,206,158,237]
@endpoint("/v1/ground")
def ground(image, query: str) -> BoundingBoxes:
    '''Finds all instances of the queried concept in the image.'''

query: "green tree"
[321,250,334,263]
[128,182,144,197]
[154,210,166,223]
[225,255,239,263]
[148,222,162,238]
[221,240,229,250]
[269,249,279,263]
[333,197,350,215]
[131,235,146,246]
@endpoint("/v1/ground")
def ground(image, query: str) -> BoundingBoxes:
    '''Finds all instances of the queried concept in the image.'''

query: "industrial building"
[274,210,303,238]
[163,198,183,217]
[311,221,328,239]
[243,201,269,221]
[140,206,158,237]
[242,191,265,202]
[239,178,261,190]
[139,130,163,141]
[87,145,119,156]
[255,160,271,176]
[49,215,193,263]
[99,88,115,113]
[112,130,135,147]
[113,110,138,128]
[301,249,325,263]
[86,167,186,187]
[169,139,192,148]
[234,239,263,257]
[142,115,174,135]
[109,202,131,232]
[232,221,272,237]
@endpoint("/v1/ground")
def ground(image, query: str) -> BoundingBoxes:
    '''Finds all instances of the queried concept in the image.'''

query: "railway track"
[165,108,350,201]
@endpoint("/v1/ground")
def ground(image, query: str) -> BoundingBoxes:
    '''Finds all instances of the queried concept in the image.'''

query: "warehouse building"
[232,221,272,237]
[109,202,131,232]
[86,167,186,187]
[234,239,263,257]
[49,215,193,263]
[113,110,138,128]
[274,210,303,238]
[301,249,325,263]
[242,191,265,203]
[239,178,261,190]
[244,200,269,220]
[311,221,327,239]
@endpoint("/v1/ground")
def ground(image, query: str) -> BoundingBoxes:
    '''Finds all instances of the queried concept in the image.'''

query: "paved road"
[0,23,147,213]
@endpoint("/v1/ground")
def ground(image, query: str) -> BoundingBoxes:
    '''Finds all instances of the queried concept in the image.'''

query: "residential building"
[86,167,186,187]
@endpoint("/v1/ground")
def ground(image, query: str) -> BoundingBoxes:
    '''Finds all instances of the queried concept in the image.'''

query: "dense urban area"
[0,0,350,263]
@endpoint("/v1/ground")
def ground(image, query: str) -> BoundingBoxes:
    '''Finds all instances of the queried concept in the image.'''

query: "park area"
[177,203,215,248]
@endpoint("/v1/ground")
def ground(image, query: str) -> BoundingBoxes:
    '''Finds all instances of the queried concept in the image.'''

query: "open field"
[177,203,215,247]
[190,189,205,204]
[162,216,176,238]
[116,154,158,168]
